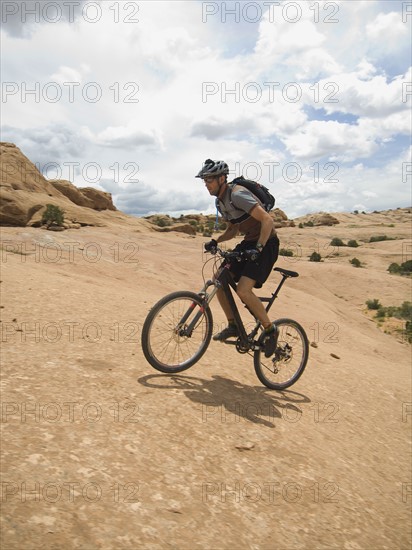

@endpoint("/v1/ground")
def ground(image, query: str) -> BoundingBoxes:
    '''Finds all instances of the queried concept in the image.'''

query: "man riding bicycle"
[197,158,280,357]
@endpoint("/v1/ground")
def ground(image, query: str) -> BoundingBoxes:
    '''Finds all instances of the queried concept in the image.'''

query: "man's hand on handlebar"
[204,243,261,262]
[204,239,218,254]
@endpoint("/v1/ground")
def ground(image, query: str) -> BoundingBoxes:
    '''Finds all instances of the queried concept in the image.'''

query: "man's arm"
[249,205,275,247]
[216,223,239,244]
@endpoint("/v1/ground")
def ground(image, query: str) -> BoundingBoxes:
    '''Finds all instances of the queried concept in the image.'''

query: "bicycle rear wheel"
[254,318,309,390]
[141,291,213,373]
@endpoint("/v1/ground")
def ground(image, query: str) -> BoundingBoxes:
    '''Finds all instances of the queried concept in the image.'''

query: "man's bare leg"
[216,276,271,328]
[236,276,271,328]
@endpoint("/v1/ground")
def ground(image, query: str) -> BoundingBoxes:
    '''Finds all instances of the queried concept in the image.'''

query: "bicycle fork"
[177,281,218,337]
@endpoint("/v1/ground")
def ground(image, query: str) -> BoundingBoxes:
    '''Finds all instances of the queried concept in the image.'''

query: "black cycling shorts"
[227,235,280,289]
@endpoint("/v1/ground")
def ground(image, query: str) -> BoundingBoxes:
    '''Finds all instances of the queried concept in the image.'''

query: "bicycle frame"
[185,258,292,353]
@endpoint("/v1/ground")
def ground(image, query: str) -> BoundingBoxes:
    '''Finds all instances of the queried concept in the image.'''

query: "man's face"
[204,175,224,196]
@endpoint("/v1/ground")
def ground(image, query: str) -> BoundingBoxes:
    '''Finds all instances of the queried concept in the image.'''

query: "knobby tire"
[254,318,309,390]
[141,291,213,373]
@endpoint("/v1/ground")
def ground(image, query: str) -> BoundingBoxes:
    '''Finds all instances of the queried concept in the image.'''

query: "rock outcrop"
[295,212,340,227]
[154,223,197,236]
[271,208,295,228]
[0,143,116,227]
[312,213,340,226]
[145,208,293,233]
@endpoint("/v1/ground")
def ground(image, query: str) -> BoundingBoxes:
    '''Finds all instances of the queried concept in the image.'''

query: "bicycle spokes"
[254,319,309,390]
[142,292,213,372]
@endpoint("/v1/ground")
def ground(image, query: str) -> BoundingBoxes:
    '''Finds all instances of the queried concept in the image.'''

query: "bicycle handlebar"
[208,246,259,262]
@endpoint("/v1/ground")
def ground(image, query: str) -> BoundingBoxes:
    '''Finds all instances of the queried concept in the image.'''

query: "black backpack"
[227,176,276,223]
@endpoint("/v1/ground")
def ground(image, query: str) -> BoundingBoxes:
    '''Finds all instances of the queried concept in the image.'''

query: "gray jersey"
[216,184,262,223]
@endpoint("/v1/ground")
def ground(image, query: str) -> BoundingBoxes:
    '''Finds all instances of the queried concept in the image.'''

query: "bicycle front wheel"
[254,318,309,390]
[141,291,213,373]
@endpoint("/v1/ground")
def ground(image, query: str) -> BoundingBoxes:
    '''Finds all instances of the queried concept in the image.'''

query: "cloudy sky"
[1,0,411,218]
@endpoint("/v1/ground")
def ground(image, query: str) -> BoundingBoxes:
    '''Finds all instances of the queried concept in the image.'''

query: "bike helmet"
[196,158,229,178]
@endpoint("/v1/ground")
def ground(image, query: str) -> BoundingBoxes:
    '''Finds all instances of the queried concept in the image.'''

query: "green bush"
[398,301,412,321]
[388,262,401,274]
[309,251,321,262]
[298,223,304,228]
[366,299,381,310]
[388,260,412,275]
[154,218,169,227]
[279,248,294,257]
[400,260,412,274]
[347,240,359,247]
[350,258,361,267]
[330,238,344,246]
[371,301,412,341]
[375,308,386,319]
[41,204,65,226]
[368,301,411,320]
[405,321,412,343]
[369,235,390,242]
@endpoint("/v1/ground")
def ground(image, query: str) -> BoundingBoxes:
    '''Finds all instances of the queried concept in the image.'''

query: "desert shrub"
[347,240,359,247]
[298,223,304,228]
[371,302,412,341]
[400,260,412,274]
[309,251,321,262]
[375,308,386,319]
[366,299,381,310]
[405,321,412,343]
[279,248,294,257]
[305,221,314,227]
[330,237,344,246]
[154,217,170,227]
[353,210,359,214]
[398,301,412,321]
[42,204,65,226]
[369,235,392,243]
[388,262,401,274]
[388,261,412,275]
[350,258,361,267]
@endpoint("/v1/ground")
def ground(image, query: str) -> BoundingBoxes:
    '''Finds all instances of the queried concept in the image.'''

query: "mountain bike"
[141,247,309,390]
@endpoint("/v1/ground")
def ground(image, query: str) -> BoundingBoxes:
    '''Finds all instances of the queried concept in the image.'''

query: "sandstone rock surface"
[0,143,117,227]
[1,207,410,549]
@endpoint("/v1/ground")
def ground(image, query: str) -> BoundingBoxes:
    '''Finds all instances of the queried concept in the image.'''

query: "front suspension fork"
[181,281,218,336]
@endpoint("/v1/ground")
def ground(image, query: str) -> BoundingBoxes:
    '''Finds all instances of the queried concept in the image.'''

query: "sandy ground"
[0,210,411,549]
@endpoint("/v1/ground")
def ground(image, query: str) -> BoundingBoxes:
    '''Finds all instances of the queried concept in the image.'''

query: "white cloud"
[366,11,408,42]
[1,0,411,218]
[92,125,163,150]
[312,66,412,118]
[50,65,90,85]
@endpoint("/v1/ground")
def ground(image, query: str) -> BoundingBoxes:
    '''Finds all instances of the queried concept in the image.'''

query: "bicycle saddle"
[273,267,299,278]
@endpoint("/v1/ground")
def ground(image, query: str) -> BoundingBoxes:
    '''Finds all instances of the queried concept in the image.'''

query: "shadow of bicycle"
[138,373,311,428]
